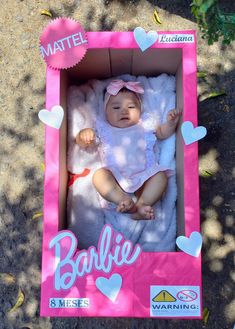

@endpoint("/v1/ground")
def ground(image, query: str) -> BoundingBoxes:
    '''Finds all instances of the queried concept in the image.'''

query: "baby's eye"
[128,105,135,108]
[112,106,120,110]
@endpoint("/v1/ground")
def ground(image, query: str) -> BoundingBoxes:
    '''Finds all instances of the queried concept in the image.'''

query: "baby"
[76,79,181,220]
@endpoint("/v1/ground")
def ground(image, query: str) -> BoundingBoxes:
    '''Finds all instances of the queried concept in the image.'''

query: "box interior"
[59,48,185,239]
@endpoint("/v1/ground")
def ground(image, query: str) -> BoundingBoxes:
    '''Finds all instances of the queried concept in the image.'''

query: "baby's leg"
[132,171,168,220]
[92,168,136,213]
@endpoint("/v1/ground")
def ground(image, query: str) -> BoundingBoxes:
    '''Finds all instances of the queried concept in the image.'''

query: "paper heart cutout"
[38,105,64,129]
[96,273,122,302]
[133,27,158,52]
[181,121,207,145]
[176,231,202,257]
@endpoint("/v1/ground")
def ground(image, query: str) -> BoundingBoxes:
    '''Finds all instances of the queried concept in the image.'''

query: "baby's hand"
[76,128,95,147]
[167,108,182,126]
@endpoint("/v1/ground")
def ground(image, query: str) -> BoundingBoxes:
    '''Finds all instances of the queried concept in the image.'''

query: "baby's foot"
[131,205,155,220]
[116,197,136,213]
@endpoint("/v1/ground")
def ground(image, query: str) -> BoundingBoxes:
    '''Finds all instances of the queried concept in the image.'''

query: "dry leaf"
[201,170,213,177]
[153,9,162,24]
[197,71,207,78]
[0,273,16,284]
[206,90,227,100]
[202,307,210,325]
[8,288,25,313]
[40,10,53,18]
[32,212,43,220]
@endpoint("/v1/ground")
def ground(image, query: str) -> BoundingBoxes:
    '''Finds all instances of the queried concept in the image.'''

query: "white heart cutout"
[38,105,64,129]
[96,273,122,302]
[176,231,202,257]
[133,27,158,52]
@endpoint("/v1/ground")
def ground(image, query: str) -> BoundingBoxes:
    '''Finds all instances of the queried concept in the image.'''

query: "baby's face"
[105,91,141,128]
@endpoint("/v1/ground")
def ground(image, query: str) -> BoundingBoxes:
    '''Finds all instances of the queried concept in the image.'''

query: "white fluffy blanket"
[67,74,177,252]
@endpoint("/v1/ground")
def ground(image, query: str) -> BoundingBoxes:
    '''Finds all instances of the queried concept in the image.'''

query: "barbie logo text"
[49,225,142,291]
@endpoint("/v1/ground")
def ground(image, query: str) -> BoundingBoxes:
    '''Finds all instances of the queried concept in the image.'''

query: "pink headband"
[104,79,144,110]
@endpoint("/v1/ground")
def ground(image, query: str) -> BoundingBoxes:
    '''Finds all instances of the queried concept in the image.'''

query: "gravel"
[0,1,234,328]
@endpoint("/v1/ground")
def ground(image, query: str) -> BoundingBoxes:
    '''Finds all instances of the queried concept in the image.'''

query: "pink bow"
[106,80,144,95]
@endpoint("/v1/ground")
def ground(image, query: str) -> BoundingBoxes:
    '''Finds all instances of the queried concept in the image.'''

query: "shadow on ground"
[0,1,234,328]
[103,0,235,20]
[1,63,234,329]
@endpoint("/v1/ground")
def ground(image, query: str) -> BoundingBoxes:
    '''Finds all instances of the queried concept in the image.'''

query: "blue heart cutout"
[96,273,122,302]
[181,121,207,145]
[133,27,158,52]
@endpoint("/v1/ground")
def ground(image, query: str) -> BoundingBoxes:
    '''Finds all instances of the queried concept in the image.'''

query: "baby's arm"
[155,108,182,140]
[75,128,96,148]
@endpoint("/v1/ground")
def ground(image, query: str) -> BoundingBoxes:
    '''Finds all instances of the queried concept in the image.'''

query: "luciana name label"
[159,34,194,43]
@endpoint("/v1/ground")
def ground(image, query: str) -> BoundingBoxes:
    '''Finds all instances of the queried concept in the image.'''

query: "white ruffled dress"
[96,114,172,193]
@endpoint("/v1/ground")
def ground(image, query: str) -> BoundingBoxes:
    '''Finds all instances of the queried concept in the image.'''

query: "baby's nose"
[121,106,129,113]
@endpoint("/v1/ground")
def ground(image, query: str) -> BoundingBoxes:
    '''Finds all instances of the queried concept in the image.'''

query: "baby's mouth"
[120,117,129,121]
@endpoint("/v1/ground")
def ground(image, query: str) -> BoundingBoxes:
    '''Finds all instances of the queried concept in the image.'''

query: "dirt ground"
[0,0,234,328]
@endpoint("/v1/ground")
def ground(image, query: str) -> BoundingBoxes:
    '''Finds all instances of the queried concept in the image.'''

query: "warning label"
[152,290,176,302]
[150,286,201,317]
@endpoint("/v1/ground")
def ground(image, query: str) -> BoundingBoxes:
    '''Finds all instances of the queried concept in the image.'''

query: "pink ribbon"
[106,80,144,96]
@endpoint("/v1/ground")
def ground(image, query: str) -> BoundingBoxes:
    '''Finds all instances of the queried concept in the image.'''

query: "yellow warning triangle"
[152,290,176,302]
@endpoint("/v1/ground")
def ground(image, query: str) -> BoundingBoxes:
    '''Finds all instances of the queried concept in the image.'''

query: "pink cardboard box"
[40,30,202,318]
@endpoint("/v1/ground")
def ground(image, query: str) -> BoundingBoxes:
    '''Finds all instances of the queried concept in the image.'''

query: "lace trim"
[144,131,157,168]
[96,119,113,164]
